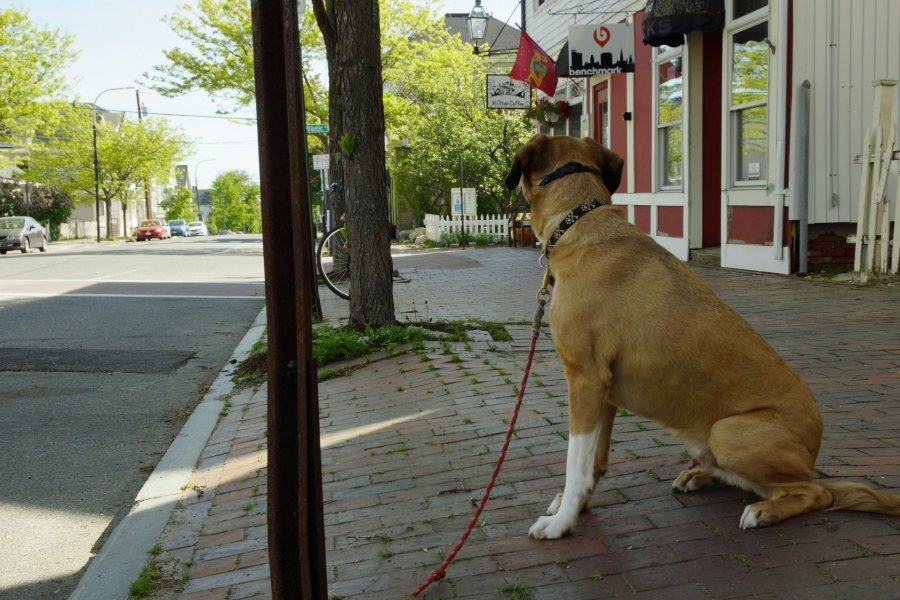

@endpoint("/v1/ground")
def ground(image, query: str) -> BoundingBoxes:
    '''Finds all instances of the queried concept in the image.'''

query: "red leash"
[407,298,547,598]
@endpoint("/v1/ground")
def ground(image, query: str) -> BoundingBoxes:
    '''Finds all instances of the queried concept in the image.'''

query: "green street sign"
[306,123,329,133]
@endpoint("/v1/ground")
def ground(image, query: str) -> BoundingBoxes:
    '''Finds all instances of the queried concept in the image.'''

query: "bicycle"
[316,223,350,300]
[315,182,350,299]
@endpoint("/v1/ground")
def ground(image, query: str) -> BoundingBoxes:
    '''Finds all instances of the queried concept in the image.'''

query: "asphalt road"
[0,235,266,600]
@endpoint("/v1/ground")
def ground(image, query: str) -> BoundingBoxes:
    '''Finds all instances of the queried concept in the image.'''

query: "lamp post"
[193,159,215,221]
[92,86,134,242]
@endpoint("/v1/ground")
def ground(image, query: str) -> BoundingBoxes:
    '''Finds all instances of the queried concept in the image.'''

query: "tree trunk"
[104,197,113,239]
[334,1,395,327]
[310,0,346,226]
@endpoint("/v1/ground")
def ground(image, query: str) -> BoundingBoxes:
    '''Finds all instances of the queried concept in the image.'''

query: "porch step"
[689,246,721,268]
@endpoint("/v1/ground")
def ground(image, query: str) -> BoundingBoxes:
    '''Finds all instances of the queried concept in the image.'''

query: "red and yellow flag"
[508,31,558,98]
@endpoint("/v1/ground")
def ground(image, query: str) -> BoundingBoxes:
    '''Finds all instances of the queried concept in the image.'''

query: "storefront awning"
[642,0,725,47]
[555,42,571,78]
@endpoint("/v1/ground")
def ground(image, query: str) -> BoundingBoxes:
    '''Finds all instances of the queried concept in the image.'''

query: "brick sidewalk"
[155,248,898,600]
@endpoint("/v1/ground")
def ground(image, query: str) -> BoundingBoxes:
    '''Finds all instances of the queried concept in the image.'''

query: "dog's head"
[504,134,624,204]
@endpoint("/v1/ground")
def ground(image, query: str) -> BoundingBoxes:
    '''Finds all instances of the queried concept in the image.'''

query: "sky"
[18,0,521,188]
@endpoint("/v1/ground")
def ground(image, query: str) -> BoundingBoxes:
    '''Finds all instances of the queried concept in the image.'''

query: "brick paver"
[150,247,898,599]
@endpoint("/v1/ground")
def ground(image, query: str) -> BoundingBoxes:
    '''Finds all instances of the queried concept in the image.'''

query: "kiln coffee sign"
[486,75,531,109]
[568,24,635,76]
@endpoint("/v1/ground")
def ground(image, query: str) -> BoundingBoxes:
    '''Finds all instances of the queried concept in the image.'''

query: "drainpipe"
[772,0,789,261]
[795,80,811,273]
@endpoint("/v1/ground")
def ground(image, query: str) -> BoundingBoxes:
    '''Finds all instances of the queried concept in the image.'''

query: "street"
[0,235,265,600]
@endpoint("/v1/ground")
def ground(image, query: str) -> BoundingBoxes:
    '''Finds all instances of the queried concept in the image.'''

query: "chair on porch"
[507,201,536,248]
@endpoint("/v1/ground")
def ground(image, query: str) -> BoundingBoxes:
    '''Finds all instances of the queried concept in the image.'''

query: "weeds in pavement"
[318,366,351,381]
[498,581,533,600]
[129,568,159,597]
[129,557,163,598]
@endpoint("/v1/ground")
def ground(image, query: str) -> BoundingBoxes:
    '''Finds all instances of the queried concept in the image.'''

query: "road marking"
[87,267,146,281]
[1,278,264,284]
[0,292,263,300]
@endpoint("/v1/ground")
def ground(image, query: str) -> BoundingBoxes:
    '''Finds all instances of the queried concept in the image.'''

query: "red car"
[135,219,171,241]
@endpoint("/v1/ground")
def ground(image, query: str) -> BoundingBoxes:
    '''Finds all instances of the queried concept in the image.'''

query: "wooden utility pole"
[135,90,153,219]
[250,0,327,597]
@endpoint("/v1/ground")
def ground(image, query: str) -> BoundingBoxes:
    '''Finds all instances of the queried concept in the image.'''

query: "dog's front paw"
[672,468,716,493]
[528,515,571,539]
[546,493,563,515]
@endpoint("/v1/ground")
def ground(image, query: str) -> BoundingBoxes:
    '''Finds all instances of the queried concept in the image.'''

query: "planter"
[531,99,570,129]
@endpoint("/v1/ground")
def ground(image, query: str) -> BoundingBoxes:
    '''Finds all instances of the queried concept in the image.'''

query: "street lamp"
[92,86,134,242]
[193,159,215,221]
[467,0,525,56]
[467,0,489,51]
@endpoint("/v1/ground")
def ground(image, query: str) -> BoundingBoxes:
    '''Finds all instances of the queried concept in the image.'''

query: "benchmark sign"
[568,24,635,76]
[306,123,329,133]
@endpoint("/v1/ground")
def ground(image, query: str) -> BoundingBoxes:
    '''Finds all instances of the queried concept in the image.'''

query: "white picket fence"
[58,221,98,240]
[424,213,509,242]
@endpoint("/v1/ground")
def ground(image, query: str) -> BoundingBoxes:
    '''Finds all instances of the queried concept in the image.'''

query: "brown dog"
[505,134,900,539]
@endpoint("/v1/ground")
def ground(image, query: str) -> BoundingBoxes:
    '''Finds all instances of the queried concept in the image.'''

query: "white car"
[188,221,208,236]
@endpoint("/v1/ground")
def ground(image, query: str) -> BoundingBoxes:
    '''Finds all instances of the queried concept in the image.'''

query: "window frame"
[725,4,770,188]
[653,45,685,192]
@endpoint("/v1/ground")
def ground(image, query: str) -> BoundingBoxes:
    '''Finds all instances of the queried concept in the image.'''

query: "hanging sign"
[486,74,531,109]
[568,24,636,76]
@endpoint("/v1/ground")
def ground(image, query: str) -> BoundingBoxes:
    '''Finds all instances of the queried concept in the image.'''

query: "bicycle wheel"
[316,227,351,299]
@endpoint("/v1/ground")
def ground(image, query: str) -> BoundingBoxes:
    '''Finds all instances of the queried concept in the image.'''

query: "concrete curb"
[68,308,268,600]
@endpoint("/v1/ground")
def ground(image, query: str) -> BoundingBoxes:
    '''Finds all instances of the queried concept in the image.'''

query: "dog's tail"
[820,480,900,515]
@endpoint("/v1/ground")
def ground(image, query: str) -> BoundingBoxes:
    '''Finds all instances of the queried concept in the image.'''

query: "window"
[729,20,768,185]
[733,0,767,20]
[553,116,566,136]
[656,49,683,190]
[568,101,582,138]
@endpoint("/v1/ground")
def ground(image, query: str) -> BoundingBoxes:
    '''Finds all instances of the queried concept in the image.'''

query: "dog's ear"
[504,157,524,191]
[505,134,548,190]
[584,138,624,194]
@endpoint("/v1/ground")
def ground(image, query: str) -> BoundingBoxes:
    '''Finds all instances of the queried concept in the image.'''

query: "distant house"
[175,163,211,222]
[0,142,26,180]
[196,188,212,222]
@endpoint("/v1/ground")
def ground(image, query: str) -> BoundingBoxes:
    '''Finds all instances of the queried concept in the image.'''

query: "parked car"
[168,219,190,236]
[135,219,170,241]
[188,221,208,236]
[0,216,48,254]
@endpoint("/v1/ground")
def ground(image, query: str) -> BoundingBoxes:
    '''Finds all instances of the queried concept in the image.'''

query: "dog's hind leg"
[706,410,832,529]
[739,482,833,529]
[530,367,611,539]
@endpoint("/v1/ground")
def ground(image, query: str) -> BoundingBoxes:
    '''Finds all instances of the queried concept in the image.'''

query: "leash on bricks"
[407,280,550,598]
